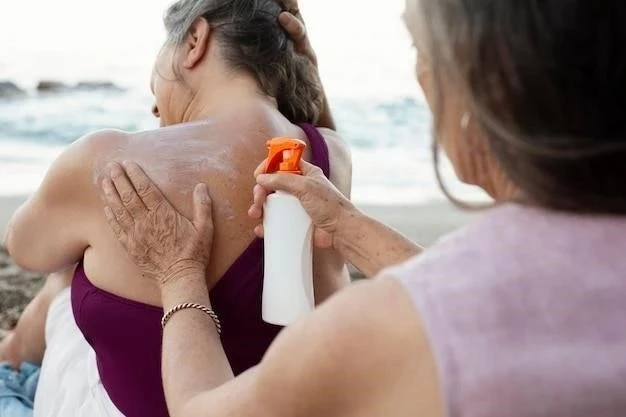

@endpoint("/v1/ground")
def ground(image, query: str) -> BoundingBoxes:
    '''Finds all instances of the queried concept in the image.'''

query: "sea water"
[0,0,485,204]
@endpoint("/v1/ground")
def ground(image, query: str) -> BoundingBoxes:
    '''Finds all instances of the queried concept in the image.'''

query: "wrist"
[161,260,206,286]
[333,204,364,254]
[160,262,208,297]
[160,270,212,311]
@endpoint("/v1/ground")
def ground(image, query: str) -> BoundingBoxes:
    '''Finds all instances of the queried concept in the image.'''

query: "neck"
[180,72,277,123]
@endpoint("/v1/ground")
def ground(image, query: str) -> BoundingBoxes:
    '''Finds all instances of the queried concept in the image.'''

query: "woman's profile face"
[403,0,467,180]
[150,43,187,127]
[403,0,430,103]
[403,0,509,198]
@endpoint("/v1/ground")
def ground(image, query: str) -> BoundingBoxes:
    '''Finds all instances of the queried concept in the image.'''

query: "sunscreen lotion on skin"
[262,138,314,326]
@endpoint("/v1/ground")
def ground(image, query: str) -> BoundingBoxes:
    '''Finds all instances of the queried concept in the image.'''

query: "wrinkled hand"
[278,1,318,67]
[101,162,214,286]
[249,159,356,249]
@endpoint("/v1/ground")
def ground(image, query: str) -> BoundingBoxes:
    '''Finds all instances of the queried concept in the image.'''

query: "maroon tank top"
[71,123,331,417]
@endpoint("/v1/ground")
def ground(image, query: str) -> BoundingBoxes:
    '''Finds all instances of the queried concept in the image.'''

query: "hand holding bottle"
[250,159,357,250]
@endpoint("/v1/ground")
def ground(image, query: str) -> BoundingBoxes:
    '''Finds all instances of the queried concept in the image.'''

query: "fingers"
[109,163,147,217]
[254,158,320,178]
[278,10,317,66]
[256,160,323,192]
[192,183,213,232]
[102,177,134,231]
[248,184,267,220]
[256,172,309,198]
[254,224,265,239]
[298,160,324,176]
[121,161,167,210]
[279,12,306,42]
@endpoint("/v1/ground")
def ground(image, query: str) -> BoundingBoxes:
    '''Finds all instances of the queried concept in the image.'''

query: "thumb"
[279,12,306,42]
[255,161,322,196]
[192,183,213,231]
[254,158,320,178]
[298,160,323,176]
[253,158,269,177]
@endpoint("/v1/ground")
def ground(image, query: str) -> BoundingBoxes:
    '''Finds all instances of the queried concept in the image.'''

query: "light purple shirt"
[388,204,626,417]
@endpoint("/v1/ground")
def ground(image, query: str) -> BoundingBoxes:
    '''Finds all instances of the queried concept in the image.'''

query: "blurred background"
[0,0,485,204]
[0,0,487,326]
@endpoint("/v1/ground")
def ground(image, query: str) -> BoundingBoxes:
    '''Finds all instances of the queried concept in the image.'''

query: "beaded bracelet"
[161,303,222,335]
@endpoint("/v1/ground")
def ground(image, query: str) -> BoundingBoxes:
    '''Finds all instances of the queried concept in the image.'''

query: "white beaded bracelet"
[161,303,222,335]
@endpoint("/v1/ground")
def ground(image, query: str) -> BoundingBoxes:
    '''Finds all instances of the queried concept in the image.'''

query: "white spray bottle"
[262,138,314,326]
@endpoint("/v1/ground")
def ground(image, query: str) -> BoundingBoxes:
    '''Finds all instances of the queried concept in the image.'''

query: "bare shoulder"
[318,128,352,197]
[55,129,129,173]
[255,278,443,417]
[42,129,130,202]
[318,128,351,165]
[4,129,131,271]
[75,128,128,153]
[21,129,126,203]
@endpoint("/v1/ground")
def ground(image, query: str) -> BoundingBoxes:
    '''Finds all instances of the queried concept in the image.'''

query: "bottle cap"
[265,138,307,174]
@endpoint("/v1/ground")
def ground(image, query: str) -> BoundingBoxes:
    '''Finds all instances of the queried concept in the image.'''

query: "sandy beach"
[0,195,474,330]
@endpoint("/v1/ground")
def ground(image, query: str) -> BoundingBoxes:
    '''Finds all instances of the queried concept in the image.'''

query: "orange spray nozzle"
[265,138,307,174]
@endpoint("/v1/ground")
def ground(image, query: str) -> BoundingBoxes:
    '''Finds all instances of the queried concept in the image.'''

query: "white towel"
[34,288,124,417]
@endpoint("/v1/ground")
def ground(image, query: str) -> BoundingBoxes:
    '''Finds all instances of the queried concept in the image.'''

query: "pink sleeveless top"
[388,204,626,417]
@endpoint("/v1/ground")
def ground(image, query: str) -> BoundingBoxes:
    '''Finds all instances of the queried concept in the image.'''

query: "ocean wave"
[0,89,484,203]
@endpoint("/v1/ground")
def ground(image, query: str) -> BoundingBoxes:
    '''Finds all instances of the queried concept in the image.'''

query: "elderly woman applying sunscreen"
[100,0,626,416]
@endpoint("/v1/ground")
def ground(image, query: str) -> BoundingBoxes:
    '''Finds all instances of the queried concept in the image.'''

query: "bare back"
[6,102,351,307]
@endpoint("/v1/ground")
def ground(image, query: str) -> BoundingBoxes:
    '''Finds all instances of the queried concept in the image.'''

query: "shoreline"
[0,195,473,330]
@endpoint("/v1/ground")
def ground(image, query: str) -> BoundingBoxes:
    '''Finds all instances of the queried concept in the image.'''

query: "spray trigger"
[265,138,306,174]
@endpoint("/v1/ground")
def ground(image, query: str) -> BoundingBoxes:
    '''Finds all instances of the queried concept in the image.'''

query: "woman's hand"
[249,159,357,250]
[278,1,318,67]
[278,1,337,130]
[101,162,214,287]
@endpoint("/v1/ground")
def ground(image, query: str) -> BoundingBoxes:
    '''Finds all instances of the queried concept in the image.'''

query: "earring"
[461,112,471,130]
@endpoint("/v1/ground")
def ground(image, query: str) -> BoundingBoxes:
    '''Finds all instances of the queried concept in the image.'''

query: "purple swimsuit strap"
[299,123,331,178]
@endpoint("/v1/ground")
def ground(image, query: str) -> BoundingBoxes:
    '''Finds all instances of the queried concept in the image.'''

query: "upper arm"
[4,130,125,272]
[313,129,353,299]
[320,128,352,199]
[256,278,441,417]
[182,278,442,417]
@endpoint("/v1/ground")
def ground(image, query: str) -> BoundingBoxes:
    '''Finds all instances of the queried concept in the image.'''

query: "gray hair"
[163,0,322,124]
[415,0,626,214]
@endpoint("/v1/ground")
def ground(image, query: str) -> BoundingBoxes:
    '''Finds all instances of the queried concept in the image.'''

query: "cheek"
[436,104,473,181]
[152,77,167,112]
[153,46,177,96]
[440,119,487,186]
[417,69,431,103]
[415,54,434,109]
[440,135,473,184]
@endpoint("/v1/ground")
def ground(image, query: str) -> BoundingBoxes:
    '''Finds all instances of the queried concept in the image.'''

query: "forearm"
[335,210,422,278]
[160,269,234,416]
[10,270,71,365]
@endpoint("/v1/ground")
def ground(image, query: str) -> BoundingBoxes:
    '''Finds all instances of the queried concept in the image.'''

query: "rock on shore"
[0,81,26,99]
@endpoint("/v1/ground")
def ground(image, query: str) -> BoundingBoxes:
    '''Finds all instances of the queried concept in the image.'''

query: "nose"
[152,104,160,118]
